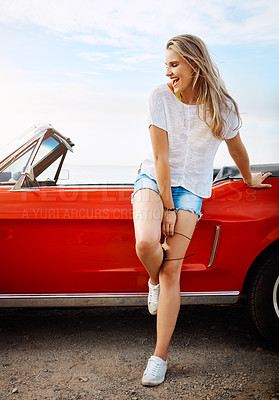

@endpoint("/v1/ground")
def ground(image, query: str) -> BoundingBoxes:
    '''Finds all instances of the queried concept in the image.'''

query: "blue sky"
[0,0,278,167]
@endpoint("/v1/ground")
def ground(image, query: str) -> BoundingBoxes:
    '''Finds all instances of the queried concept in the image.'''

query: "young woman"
[131,34,272,386]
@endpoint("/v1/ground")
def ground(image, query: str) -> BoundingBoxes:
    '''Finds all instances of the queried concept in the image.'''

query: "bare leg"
[133,189,164,284]
[153,210,199,360]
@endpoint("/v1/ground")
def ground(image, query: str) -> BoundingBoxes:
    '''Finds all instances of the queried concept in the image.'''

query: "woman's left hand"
[162,210,177,238]
[245,172,272,188]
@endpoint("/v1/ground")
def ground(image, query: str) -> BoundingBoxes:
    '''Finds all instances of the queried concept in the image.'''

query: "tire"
[248,248,279,346]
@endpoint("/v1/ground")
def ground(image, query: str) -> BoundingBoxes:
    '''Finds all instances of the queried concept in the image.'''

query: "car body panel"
[1,180,278,296]
[0,124,278,307]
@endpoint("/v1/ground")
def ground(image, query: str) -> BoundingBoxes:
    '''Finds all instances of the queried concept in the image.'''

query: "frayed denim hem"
[175,207,203,220]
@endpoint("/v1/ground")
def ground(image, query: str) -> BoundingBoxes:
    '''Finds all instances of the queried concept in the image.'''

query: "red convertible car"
[0,123,278,344]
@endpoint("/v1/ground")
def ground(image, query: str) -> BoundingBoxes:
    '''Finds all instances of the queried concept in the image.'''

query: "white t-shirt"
[139,83,239,198]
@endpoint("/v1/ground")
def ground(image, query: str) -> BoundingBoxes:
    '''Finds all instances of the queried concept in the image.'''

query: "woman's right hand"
[162,210,177,238]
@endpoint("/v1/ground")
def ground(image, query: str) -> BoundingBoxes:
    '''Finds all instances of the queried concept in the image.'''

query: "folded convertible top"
[213,163,279,184]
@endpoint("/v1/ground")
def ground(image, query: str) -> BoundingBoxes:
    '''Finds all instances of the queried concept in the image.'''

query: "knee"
[159,261,181,286]
[136,238,158,257]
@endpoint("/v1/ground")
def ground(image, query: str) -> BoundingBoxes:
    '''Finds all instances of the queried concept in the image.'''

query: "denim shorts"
[131,173,203,219]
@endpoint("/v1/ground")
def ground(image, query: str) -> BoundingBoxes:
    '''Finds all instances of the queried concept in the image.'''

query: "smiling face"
[165,48,195,104]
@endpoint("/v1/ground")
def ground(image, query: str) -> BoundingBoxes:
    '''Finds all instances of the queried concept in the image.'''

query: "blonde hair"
[166,34,241,139]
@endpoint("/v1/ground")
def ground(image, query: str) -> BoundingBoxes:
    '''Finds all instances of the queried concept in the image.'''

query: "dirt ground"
[0,304,278,400]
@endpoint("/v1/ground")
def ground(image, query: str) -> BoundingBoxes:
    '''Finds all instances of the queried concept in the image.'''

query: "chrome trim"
[181,291,239,304]
[53,133,74,152]
[207,225,221,268]
[273,276,279,319]
[0,291,240,308]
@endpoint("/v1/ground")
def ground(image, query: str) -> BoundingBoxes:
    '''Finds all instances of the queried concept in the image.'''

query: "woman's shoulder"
[148,83,173,107]
[221,99,240,137]
[221,99,237,116]
[149,83,169,97]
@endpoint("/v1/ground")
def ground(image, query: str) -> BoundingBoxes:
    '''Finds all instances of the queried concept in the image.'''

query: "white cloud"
[71,34,125,48]
[0,0,278,48]
[77,50,161,71]
[78,52,109,62]
[121,54,161,65]
[102,63,134,71]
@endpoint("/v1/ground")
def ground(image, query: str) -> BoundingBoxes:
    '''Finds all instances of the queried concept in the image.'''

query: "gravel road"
[0,304,278,400]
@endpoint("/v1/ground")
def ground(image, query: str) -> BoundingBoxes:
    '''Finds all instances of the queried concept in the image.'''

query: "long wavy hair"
[166,34,241,139]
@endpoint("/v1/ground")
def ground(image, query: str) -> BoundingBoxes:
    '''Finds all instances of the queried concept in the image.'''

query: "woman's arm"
[149,124,176,236]
[225,132,272,188]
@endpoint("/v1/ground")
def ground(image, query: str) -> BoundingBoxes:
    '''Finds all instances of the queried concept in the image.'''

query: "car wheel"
[248,248,279,345]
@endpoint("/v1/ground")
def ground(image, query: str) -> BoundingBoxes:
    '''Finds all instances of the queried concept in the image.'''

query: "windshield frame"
[0,123,74,191]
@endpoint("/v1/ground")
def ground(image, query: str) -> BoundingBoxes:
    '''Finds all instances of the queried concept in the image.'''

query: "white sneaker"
[142,356,167,386]
[148,279,160,315]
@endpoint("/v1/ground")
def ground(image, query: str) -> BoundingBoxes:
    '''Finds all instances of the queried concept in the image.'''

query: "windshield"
[0,134,62,183]
[33,136,61,181]
[0,122,52,165]
[0,143,37,182]
[34,136,60,166]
